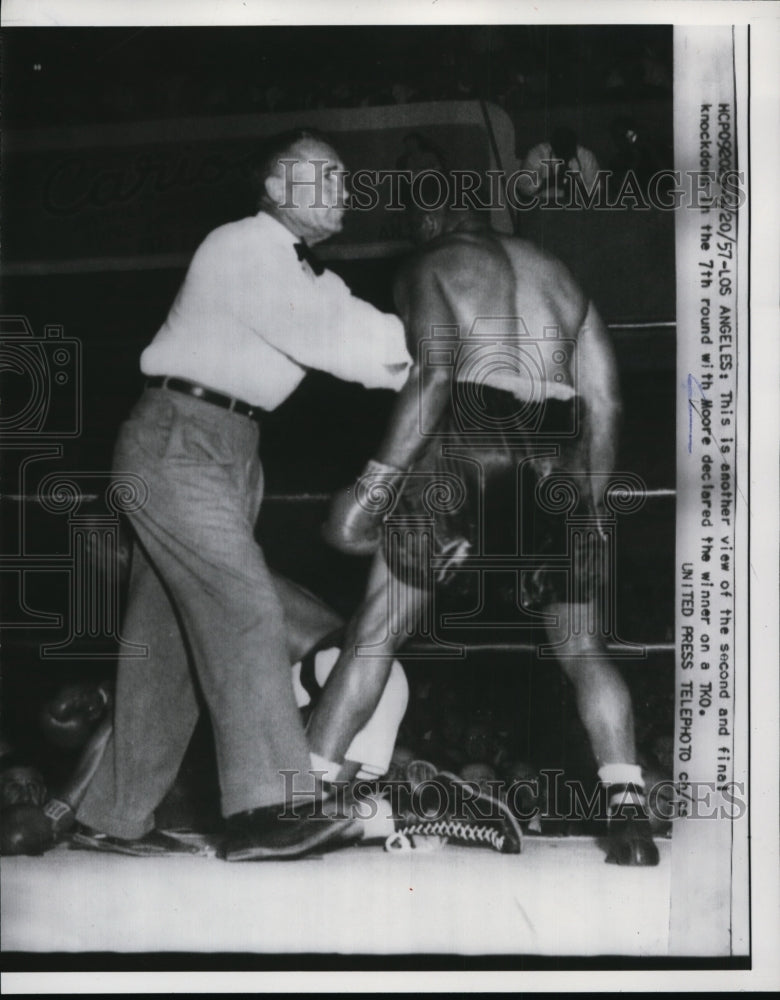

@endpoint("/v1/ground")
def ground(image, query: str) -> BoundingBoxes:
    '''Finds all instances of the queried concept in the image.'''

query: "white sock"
[598,764,647,814]
[352,791,397,842]
[597,763,644,789]
[353,761,384,782]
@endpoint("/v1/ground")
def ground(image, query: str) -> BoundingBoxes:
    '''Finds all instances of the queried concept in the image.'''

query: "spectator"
[517,125,601,202]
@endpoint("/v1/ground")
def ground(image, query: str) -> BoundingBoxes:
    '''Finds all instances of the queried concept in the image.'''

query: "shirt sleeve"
[232,240,412,392]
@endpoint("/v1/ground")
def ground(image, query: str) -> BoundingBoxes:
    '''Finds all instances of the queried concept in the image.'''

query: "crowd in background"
[10,26,671,129]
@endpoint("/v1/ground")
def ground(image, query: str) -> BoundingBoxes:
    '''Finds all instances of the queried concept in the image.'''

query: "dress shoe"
[221,802,362,861]
[603,783,660,866]
[69,823,203,856]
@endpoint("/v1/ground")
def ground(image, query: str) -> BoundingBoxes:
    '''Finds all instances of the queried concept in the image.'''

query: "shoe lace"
[387,818,506,852]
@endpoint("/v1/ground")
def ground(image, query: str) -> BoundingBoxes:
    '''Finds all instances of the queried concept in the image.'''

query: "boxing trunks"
[383,387,604,609]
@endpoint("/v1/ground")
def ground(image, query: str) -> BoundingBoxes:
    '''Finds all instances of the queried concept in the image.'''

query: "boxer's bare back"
[394,229,590,405]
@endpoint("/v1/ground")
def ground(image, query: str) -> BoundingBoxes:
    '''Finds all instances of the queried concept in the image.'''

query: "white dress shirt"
[141,211,411,410]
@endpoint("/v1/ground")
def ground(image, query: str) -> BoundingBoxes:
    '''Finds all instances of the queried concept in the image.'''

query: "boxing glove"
[39,681,113,749]
[322,459,406,556]
[0,803,55,856]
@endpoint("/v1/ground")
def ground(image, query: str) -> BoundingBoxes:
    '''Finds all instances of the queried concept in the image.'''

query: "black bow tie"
[294,241,324,276]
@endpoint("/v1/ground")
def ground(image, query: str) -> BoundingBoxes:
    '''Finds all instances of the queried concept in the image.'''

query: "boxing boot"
[604,783,660,866]
[358,762,523,855]
[0,804,55,856]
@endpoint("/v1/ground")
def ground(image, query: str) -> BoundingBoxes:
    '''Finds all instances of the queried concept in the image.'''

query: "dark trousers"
[77,387,311,838]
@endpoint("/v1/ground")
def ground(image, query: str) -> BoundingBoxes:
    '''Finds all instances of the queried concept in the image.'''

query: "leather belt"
[145,376,264,422]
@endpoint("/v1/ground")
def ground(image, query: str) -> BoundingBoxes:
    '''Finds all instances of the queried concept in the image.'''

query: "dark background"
[1,25,676,815]
[2,25,673,129]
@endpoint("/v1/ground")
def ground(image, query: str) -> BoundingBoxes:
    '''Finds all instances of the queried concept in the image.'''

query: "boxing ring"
[1,102,679,959]
[1,837,672,957]
[0,315,677,959]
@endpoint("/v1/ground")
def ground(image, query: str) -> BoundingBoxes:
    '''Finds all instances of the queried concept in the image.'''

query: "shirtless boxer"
[311,189,659,866]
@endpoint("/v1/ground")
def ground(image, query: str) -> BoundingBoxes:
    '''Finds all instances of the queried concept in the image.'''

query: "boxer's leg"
[307,551,424,766]
[273,570,407,782]
[544,600,636,765]
[291,646,408,781]
[296,562,523,857]
[545,599,658,865]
